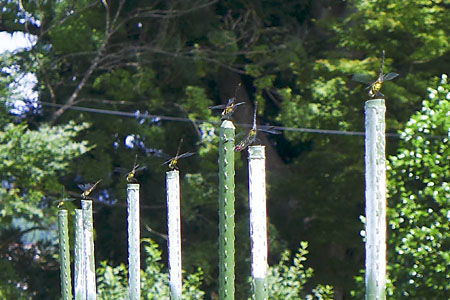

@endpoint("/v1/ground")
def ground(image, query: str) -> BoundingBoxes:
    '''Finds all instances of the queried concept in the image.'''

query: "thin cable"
[29,100,449,140]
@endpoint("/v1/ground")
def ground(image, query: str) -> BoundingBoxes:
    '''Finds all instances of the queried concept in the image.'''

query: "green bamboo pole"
[74,209,86,300]
[166,170,182,300]
[127,183,141,300]
[364,99,387,300]
[58,210,73,300]
[248,146,268,300]
[81,200,96,300]
[218,120,236,300]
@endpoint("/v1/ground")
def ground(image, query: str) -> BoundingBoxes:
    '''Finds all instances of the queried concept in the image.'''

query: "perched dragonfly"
[56,187,76,208]
[125,154,146,183]
[79,179,102,200]
[235,101,281,152]
[209,83,245,120]
[162,138,195,170]
[351,50,399,98]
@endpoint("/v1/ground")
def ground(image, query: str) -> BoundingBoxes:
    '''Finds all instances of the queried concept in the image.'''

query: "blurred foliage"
[387,74,449,299]
[97,239,333,300]
[97,239,205,299]
[264,241,334,300]
[0,120,90,299]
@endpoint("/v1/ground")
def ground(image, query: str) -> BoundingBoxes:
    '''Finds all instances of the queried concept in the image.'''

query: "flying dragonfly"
[235,101,281,152]
[79,179,102,200]
[351,50,399,98]
[162,138,195,170]
[125,154,146,183]
[209,83,245,120]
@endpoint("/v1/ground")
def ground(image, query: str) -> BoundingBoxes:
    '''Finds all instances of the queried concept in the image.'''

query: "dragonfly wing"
[78,183,91,191]
[235,131,247,139]
[234,102,246,107]
[351,74,373,85]
[383,72,399,81]
[63,198,77,203]
[148,148,170,158]
[161,158,172,165]
[209,104,226,110]
[177,152,195,160]
[114,167,127,175]
[135,166,147,172]
[258,126,281,135]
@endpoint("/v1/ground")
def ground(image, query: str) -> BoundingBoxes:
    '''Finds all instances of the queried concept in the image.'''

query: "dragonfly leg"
[375,91,384,98]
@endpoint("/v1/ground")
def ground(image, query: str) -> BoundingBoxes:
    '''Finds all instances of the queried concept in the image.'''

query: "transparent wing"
[78,183,92,191]
[53,197,76,203]
[161,158,172,166]
[351,74,374,85]
[59,198,76,203]
[383,72,399,81]
[257,126,281,135]
[208,104,226,110]
[134,166,146,172]
[114,167,127,174]
[176,152,195,160]
[124,166,146,177]
[149,149,171,160]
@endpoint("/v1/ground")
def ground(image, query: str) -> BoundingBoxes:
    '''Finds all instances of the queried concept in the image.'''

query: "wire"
[21,100,450,140]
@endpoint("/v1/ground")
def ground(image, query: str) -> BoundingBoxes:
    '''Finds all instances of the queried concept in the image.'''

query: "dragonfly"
[125,154,146,183]
[235,101,281,152]
[55,187,77,208]
[209,83,245,120]
[78,179,102,200]
[162,138,195,170]
[351,50,399,99]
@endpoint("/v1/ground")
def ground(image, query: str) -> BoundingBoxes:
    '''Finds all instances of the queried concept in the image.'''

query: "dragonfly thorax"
[169,159,177,170]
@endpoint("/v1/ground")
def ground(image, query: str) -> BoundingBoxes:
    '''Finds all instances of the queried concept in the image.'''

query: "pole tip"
[365,99,385,106]
[58,209,68,217]
[81,199,93,210]
[248,145,265,159]
[220,119,235,129]
[166,170,180,178]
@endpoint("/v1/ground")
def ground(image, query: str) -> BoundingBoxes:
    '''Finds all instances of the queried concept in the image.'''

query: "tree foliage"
[387,74,450,298]
[265,242,334,300]
[0,120,90,299]
[97,239,205,299]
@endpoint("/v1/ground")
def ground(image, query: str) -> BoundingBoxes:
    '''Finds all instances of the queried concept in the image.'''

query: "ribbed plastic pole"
[218,120,236,300]
[127,184,141,300]
[74,209,86,300]
[81,200,96,300]
[248,146,268,300]
[166,170,182,300]
[365,99,387,300]
[58,210,73,300]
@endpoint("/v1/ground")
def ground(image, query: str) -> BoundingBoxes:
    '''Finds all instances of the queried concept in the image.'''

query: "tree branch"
[49,0,126,124]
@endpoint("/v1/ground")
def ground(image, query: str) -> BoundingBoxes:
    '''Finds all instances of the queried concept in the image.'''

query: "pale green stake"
[365,99,387,300]
[166,171,182,300]
[58,210,73,300]
[127,184,141,300]
[218,120,236,300]
[248,146,268,300]
[74,209,85,300]
[81,200,96,300]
